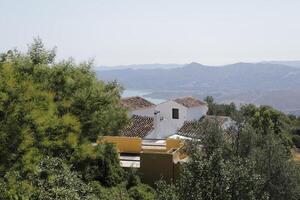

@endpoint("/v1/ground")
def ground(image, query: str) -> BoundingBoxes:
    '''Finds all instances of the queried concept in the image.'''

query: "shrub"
[128,184,156,200]
[292,135,300,148]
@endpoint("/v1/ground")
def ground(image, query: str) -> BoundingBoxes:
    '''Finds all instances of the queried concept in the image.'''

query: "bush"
[292,135,300,148]
[128,184,156,200]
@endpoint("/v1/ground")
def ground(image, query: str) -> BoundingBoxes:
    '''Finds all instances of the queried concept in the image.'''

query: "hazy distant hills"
[97,63,183,71]
[96,62,300,115]
[262,61,300,68]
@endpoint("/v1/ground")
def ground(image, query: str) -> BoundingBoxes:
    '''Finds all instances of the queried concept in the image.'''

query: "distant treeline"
[156,97,300,199]
[204,95,300,149]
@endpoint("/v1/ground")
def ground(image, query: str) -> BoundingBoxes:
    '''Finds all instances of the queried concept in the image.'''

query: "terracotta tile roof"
[121,96,155,111]
[120,115,154,138]
[177,115,233,138]
[177,120,204,138]
[173,96,207,108]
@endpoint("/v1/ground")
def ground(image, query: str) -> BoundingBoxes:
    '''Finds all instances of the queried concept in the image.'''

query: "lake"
[122,89,165,104]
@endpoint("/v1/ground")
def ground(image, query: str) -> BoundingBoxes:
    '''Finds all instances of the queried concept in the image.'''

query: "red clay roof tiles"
[173,96,207,108]
[120,115,154,138]
[121,96,155,110]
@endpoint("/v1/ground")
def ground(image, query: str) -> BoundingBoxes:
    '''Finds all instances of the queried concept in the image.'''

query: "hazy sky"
[1,0,300,66]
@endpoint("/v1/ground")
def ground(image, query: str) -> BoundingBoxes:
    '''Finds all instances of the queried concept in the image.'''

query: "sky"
[1,0,300,67]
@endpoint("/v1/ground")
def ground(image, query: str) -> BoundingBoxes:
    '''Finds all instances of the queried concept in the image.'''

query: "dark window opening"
[172,108,179,119]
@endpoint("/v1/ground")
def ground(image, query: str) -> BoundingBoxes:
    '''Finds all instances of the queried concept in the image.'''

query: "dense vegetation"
[1,39,300,199]
[155,98,300,200]
[204,95,300,149]
[0,39,154,200]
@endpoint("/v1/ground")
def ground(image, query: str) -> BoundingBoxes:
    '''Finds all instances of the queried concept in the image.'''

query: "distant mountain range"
[96,61,300,115]
[97,63,183,71]
[261,61,300,68]
[96,60,300,70]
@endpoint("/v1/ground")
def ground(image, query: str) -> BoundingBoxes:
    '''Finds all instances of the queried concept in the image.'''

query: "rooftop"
[120,115,154,138]
[173,96,207,108]
[121,96,155,110]
[177,115,233,138]
[178,120,204,138]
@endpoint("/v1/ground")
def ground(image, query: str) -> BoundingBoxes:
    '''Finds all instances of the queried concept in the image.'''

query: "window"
[172,108,179,119]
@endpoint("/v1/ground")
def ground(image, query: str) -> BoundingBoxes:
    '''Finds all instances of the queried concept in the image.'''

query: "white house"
[120,96,209,139]
[145,97,208,139]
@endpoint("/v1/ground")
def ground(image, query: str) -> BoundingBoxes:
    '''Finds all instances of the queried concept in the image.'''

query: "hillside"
[97,63,183,71]
[262,61,300,68]
[97,62,300,114]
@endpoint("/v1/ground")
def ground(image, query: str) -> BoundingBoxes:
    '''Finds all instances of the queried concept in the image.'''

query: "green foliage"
[204,96,237,117]
[0,178,9,200]
[28,37,56,65]
[0,39,155,199]
[0,38,127,172]
[156,105,300,200]
[126,168,141,190]
[71,143,124,187]
[252,134,300,199]
[240,105,294,151]
[293,135,300,148]
[128,184,156,200]
[155,180,179,200]
[200,120,225,156]
[31,157,96,200]
[90,181,132,200]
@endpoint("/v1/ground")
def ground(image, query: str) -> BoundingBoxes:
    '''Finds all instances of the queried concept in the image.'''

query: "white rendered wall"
[186,106,208,121]
[128,107,155,118]
[153,101,187,139]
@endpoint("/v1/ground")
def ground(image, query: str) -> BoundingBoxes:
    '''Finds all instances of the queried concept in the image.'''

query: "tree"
[204,96,237,117]
[28,37,56,65]
[155,180,179,200]
[126,168,141,190]
[292,135,300,148]
[156,107,300,200]
[31,157,97,200]
[128,184,156,200]
[204,96,214,105]
[0,39,150,199]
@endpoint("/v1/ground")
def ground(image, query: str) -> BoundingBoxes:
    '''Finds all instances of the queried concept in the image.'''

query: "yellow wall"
[99,136,183,154]
[166,138,183,151]
[99,136,142,153]
[98,136,187,185]
[142,146,167,153]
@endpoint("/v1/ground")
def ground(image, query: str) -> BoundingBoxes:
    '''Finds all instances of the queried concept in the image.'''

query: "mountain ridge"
[96,62,300,115]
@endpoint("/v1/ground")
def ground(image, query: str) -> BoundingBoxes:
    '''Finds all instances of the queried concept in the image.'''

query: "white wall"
[186,106,208,121]
[147,101,187,139]
[128,107,155,117]
[127,100,208,139]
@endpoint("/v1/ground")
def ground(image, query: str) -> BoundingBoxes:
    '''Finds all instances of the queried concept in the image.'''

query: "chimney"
[153,110,161,139]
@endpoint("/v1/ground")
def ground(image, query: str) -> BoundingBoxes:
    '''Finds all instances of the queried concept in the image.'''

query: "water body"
[122,89,165,104]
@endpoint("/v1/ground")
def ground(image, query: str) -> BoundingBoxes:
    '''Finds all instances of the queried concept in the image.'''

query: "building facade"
[120,96,209,139]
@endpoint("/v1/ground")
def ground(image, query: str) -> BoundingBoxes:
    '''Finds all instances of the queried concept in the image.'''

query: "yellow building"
[98,136,188,185]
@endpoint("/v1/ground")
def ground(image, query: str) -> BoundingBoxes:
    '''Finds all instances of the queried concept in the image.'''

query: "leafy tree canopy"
[156,107,300,200]
[0,39,156,199]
